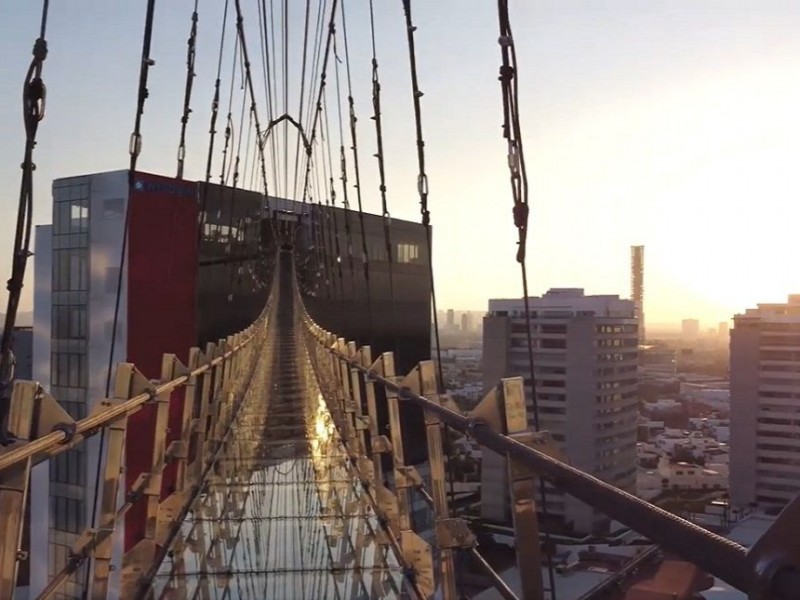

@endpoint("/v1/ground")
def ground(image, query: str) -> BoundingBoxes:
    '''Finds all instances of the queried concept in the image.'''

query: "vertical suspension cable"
[199,0,230,241]
[220,34,240,186]
[291,0,312,201]
[93,0,157,591]
[298,0,338,206]
[281,0,289,197]
[400,0,445,391]
[295,0,327,209]
[0,0,50,440]
[339,0,374,339]
[298,0,340,296]
[268,0,280,197]
[331,32,356,298]
[496,0,558,596]
[233,0,273,211]
[400,0,462,561]
[258,0,280,201]
[176,0,199,179]
[321,87,344,297]
[367,0,401,359]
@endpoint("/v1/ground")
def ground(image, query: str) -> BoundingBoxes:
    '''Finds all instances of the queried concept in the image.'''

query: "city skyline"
[4,3,800,599]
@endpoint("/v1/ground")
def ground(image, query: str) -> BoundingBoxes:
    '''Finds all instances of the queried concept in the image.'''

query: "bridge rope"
[223,54,248,302]
[331,30,357,298]
[291,0,312,202]
[495,0,558,595]
[280,0,289,198]
[199,0,230,234]
[256,0,280,198]
[300,1,329,198]
[219,33,239,187]
[367,0,402,360]
[298,0,339,208]
[234,0,274,210]
[92,0,159,592]
[340,0,374,340]
[322,86,345,297]
[0,0,50,441]
[400,0,445,394]
[400,0,462,540]
[175,0,199,179]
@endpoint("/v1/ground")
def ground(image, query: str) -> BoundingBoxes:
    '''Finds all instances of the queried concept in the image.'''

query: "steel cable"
[0,0,50,441]
[176,0,199,179]
[496,0,558,595]
[93,1,158,593]
[339,0,374,341]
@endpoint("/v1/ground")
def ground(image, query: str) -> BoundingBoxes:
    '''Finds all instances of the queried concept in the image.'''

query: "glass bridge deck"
[147,285,412,599]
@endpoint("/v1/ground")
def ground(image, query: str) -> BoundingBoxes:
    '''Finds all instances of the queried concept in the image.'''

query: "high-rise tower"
[481,289,639,534]
[730,295,800,509]
[631,245,645,344]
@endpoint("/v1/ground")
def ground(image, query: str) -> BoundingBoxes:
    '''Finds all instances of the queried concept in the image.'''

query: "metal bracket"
[396,465,423,489]
[747,494,800,600]
[371,435,392,454]
[11,384,76,441]
[436,518,477,549]
[156,490,190,548]
[166,439,189,460]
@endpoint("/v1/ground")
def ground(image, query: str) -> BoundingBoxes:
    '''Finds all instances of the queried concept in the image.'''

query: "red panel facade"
[124,172,198,550]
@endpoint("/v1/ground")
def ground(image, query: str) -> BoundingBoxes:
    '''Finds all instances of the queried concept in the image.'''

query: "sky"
[3,1,800,327]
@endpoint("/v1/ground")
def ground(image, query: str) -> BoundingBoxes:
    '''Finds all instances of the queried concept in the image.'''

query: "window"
[52,249,87,292]
[396,242,420,264]
[51,353,87,388]
[541,324,566,334]
[50,448,85,486]
[51,495,83,534]
[541,339,566,349]
[52,305,87,340]
[54,199,88,235]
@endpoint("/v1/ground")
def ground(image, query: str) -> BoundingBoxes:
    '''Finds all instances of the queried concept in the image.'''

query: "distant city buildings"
[439,309,480,335]
[718,321,729,340]
[461,311,471,334]
[730,295,800,509]
[481,288,638,534]
[682,318,700,338]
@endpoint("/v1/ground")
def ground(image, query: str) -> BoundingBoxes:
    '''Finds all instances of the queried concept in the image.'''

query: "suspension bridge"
[0,1,799,599]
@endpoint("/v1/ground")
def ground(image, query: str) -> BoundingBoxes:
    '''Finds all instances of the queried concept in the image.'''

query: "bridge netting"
[147,251,410,599]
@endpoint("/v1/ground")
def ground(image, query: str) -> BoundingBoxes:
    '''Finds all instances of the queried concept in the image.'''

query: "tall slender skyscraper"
[631,245,645,344]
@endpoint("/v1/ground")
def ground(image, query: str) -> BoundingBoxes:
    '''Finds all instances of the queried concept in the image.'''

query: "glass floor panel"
[151,308,412,600]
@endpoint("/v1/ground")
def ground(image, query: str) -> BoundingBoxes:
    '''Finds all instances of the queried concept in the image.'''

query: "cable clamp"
[51,421,77,444]
[32,38,48,61]
[499,64,515,82]
[512,203,529,229]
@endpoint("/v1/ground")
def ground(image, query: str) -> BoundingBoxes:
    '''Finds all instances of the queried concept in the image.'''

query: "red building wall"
[124,172,198,550]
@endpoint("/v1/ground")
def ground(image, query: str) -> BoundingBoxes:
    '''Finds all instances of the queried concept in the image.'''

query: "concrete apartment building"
[731,295,800,508]
[481,289,639,534]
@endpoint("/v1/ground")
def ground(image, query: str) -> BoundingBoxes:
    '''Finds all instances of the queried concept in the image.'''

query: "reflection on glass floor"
[151,317,411,599]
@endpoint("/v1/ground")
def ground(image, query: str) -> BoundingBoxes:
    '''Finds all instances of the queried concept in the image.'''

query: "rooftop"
[489,288,635,318]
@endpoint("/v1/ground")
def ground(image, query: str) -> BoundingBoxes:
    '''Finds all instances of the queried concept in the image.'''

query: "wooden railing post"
[0,382,41,598]
[402,361,459,599]
[104,364,155,599]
